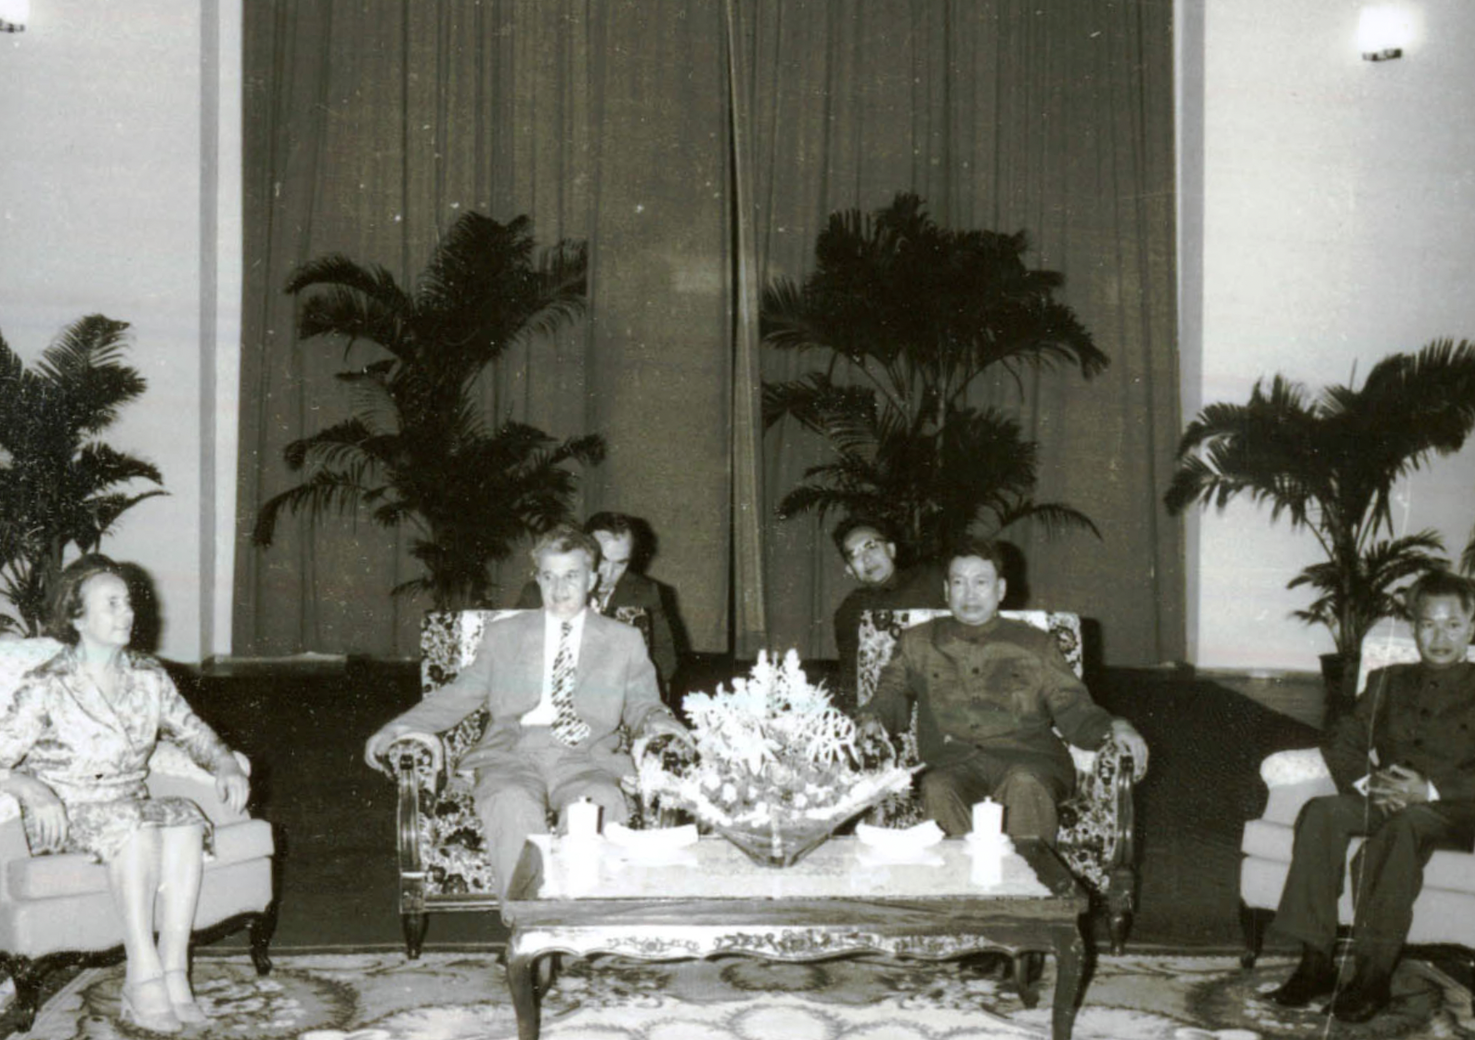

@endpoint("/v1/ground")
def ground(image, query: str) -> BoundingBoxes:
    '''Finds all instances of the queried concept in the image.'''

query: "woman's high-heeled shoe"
[120,977,183,1033]
[163,970,208,1025]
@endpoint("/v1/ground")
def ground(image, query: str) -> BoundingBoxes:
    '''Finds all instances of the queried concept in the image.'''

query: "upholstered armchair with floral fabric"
[380,608,652,958]
[857,608,1140,953]
[0,637,276,1031]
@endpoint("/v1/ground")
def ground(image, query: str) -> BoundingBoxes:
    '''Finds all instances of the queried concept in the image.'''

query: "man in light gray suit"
[364,525,688,902]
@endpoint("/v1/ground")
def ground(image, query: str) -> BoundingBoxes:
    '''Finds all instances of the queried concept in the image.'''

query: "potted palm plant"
[251,211,602,609]
[761,192,1107,560]
[0,316,167,634]
[1164,339,1475,711]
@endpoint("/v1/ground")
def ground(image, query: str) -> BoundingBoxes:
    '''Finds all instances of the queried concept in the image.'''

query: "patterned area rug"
[16,951,1475,1040]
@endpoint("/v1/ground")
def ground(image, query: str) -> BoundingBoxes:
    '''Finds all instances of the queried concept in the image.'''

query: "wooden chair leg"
[402,911,429,960]
[536,952,559,994]
[6,956,43,1033]
[1013,951,1044,1008]
[1239,901,1267,969]
[248,907,276,975]
[1106,865,1136,955]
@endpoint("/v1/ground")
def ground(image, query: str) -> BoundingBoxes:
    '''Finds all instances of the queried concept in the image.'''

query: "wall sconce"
[0,0,27,33]
[1358,5,1411,61]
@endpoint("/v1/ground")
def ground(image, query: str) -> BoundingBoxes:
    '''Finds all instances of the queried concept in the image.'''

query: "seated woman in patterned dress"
[0,555,249,1034]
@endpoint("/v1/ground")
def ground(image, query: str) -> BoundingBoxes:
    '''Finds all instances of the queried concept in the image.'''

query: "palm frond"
[259,212,595,608]
[251,468,389,546]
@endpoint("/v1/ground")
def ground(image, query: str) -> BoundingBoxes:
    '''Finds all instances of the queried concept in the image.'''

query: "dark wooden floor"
[174,655,1325,955]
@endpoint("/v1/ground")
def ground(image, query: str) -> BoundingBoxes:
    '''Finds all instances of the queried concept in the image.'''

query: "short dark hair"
[47,554,128,645]
[832,516,897,558]
[529,524,601,572]
[583,512,635,539]
[944,538,1007,576]
[1407,569,1475,617]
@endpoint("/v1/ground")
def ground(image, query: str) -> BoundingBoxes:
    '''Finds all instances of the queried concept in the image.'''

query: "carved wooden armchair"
[0,637,275,1031]
[858,608,1141,953]
[379,608,651,958]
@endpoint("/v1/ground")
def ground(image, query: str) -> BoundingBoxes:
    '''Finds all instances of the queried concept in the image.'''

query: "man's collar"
[1416,659,1475,680]
[544,607,589,631]
[934,614,1001,644]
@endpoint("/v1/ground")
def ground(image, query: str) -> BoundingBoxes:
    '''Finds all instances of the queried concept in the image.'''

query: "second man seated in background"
[831,516,946,711]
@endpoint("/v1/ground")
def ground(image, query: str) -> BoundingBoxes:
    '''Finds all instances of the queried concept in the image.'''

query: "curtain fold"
[742,0,1182,665]
[725,0,770,658]
[239,0,1179,665]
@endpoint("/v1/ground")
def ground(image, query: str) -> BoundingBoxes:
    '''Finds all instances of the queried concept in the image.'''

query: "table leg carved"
[505,919,1087,1040]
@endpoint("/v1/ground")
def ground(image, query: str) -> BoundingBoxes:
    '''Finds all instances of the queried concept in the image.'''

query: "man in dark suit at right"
[518,513,679,697]
[1267,570,1475,1023]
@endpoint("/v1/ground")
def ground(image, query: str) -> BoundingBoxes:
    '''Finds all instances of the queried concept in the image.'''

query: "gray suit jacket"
[389,609,666,772]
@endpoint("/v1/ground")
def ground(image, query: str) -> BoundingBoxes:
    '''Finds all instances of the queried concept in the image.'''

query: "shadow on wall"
[119,561,163,656]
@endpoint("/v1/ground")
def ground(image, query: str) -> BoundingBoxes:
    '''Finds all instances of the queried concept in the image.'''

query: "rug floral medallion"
[17,951,1474,1040]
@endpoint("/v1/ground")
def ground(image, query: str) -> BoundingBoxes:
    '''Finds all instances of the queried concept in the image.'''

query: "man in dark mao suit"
[1267,570,1475,1023]
[365,525,688,904]
[857,538,1149,842]
[517,512,679,697]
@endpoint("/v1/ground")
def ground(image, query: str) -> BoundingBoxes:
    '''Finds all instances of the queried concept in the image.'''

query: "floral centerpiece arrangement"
[633,649,917,866]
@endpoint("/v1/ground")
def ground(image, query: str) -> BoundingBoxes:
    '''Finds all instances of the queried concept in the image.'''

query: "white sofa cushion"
[1242,817,1475,893]
[7,818,274,900]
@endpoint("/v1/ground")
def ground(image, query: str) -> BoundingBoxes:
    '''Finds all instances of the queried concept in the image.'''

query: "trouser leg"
[473,736,637,905]
[548,762,631,833]
[920,749,1071,842]
[472,760,552,904]
[1350,801,1475,979]
[1272,793,1374,954]
[921,757,990,836]
[993,768,1061,842]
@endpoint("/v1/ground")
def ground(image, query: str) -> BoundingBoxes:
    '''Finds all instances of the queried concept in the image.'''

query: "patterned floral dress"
[0,647,234,862]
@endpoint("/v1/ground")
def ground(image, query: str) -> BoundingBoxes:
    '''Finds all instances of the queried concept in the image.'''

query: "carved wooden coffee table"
[502,833,1089,1040]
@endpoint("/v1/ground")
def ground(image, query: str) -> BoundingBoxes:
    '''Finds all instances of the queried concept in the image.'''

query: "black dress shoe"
[1325,977,1392,1024]
[1265,950,1338,1008]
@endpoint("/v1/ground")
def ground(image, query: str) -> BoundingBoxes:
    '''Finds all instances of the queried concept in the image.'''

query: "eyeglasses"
[846,538,885,564]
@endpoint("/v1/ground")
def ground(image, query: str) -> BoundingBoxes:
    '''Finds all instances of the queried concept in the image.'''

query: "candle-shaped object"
[567,798,601,840]
[972,798,1003,840]
[971,844,1005,887]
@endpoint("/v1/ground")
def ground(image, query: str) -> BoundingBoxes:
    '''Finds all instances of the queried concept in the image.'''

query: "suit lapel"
[572,614,608,709]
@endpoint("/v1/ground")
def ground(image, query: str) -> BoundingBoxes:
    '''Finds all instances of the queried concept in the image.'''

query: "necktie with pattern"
[550,620,591,746]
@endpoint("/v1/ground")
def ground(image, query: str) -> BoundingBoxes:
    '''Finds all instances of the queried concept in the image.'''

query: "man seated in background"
[831,516,946,711]
[367,525,688,903]
[518,513,680,699]
[857,538,1149,842]
[1266,570,1475,1024]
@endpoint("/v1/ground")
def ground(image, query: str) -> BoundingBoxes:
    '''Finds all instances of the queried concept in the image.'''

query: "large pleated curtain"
[238,0,1180,666]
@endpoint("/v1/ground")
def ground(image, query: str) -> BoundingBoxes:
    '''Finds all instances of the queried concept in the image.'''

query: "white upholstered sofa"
[1238,629,1475,970]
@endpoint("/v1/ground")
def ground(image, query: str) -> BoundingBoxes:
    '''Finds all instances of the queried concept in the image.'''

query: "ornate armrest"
[1063,735,1137,873]
[628,732,700,825]
[1260,747,1330,787]
[379,732,446,795]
